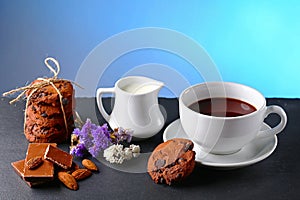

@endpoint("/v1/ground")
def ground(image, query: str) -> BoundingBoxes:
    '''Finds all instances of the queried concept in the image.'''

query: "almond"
[58,172,78,190]
[82,159,98,171]
[26,156,43,170]
[72,169,92,181]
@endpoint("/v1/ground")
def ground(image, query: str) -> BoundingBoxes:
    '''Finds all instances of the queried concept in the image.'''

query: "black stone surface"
[0,97,299,200]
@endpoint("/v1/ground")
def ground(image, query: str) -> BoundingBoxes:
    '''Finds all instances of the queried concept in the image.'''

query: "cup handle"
[96,87,115,122]
[257,105,287,138]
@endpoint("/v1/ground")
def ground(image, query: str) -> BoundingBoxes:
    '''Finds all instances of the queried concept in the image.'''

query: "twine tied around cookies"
[2,57,81,136]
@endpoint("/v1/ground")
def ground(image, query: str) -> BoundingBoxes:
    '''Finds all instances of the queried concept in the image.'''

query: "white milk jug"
[96,76,165,139]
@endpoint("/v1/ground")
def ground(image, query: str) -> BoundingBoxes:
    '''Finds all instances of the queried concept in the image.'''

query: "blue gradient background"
[0,0,299,97]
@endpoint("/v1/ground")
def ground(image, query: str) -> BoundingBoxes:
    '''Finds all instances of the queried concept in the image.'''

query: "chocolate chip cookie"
[147,138,195,185]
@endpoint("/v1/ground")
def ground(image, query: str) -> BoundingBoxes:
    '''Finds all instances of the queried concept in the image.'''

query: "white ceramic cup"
[179,82,287,155]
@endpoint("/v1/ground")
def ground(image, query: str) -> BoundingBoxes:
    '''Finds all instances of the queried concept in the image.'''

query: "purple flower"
[70,143,87,157]
[71,119,112,157]
[111,127,133,144]
[70,118,134,158]
[72,128,81,136]
[88,125,111,157]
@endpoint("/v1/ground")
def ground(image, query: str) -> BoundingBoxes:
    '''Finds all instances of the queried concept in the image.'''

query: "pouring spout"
[132,80,164,95]
[155,81,164,89]
[148,80,164,93]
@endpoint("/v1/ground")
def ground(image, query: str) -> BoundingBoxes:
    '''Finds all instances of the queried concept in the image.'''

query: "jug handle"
[96,87,115,122]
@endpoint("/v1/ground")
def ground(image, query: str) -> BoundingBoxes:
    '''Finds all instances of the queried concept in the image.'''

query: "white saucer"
[163,119,278,169]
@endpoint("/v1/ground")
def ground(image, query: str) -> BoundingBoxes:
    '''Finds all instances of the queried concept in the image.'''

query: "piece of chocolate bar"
[11,160,46,187]
[23,143,57,182]
[44,145,73,169]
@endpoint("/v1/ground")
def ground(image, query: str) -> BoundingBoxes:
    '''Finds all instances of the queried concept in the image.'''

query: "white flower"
[129,144,140,158]
[103,144,125,164]
[103,144,141,164]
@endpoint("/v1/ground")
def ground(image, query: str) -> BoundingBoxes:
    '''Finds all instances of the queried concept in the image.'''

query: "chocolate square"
[44,144,73,169]
[23,143,57,182]
[11,160,47,187]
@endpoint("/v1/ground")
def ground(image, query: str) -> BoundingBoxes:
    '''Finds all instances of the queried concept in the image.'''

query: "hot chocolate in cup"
[179,82,287,155]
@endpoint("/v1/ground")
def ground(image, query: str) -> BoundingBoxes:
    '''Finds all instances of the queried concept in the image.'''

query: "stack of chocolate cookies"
[24,79,75,143]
